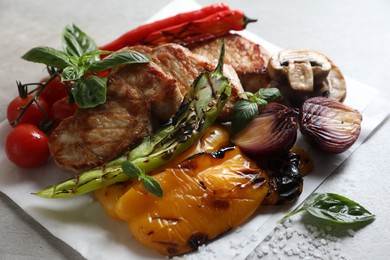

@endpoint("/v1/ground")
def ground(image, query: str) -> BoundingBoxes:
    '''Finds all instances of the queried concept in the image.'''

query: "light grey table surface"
[0,0,389,259]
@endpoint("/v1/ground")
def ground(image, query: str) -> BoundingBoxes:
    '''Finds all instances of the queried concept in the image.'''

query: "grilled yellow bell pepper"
[95,124,231,219]
[115,146,269,256]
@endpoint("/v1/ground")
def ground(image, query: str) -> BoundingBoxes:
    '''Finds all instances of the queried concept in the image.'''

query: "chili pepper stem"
[243,16,257,27]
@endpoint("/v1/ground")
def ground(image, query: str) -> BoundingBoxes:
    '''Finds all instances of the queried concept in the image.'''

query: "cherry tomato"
[49,97,77,126]
[40,76,68,106]
[7,94,49,127]
[5,124,50,168]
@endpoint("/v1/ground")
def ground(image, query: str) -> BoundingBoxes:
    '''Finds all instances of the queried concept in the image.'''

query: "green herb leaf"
[62,23,98,58]
[121,161,142,179]
[257,87,281,102]
[231,99,258,133]
[121,161,163,197]
[21,47,74,69]
[142,176,163,198]
[71,76,107,108]
[61,65,86,81]
[89,50,151,72]
[81,50,112,66]
[280,193,375,224]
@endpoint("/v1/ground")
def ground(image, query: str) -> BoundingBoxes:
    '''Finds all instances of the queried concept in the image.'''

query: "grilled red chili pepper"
[100,4,256,51]
[140,10,256,46]
[100,3,231,51]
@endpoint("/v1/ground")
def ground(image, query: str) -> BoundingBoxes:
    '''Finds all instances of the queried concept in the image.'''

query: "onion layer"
[299,97,362,154]
[232,102,298,156]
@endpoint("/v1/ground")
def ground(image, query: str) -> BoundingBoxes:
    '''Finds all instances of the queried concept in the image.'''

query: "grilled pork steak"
[189,33,270,93]
[131,43,245,122]
[50,43,243,173]
[49,62,178,173]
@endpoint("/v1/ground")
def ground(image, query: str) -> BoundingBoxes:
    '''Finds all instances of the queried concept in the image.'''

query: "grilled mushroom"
[315,64,347,102]
[267,50,346,107]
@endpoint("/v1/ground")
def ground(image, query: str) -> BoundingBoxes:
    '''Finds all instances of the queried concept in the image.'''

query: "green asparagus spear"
[34,43,231,198]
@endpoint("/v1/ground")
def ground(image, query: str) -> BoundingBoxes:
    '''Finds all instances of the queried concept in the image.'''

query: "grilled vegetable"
[35,43,232,198]
[100,5,255,51]
[231,102,298,156]
[95,124,231,220]
[260,150,304,205]
[115,146,269,256]
[300,97,362,154]
[267,49,346,107]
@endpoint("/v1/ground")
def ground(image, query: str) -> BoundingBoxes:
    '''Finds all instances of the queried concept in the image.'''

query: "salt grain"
[261,244,270,254]
[347,229,356,237]
[313,249,322,258]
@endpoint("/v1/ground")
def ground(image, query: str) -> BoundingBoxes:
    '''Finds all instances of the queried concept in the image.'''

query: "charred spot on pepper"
[260,152,303,205]
[211,198,230,209]
[198,180,207,190]
[188,232,209,251]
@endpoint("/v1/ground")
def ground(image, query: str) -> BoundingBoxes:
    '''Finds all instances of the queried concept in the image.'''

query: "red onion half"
[232,102,299,156]
[300,97,362,154]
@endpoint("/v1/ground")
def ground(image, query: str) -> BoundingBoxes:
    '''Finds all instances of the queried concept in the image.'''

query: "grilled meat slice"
[189,33,270,93]
[131,43,245,121]
[49,100,152,173]
[49,62,180,173]
[109,62,183,123]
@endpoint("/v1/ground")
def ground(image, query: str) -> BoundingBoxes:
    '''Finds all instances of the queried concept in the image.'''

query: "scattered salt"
[247,219,349,260]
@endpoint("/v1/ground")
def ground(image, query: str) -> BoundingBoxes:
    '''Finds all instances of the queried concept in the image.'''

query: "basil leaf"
[71,76,107,108]
[257,87,281,102]
[304,193,375,224]
[142,176,163,198]
[61,66,86,81]
[280,193,375,224]
[21,47,73,69]
[121,161,142,179]
[231,99,258,133]
[62,23,98,58]
[81,50,112,66]
[90,50,151,72]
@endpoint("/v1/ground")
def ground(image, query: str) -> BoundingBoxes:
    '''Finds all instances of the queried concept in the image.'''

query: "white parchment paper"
[0,0,388,259]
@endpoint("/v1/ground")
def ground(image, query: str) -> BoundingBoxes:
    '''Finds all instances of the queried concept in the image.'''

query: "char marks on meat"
[190,33,270,93]
[49,43,243,173]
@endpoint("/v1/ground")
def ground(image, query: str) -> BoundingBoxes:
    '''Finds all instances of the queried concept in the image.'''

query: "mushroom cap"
[268,50,332,92]
[267,49,346,107]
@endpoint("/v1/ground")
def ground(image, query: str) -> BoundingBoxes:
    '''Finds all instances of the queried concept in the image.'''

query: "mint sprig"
[231,87,281,133]
[21,23,151,108]
[121,161,163,198]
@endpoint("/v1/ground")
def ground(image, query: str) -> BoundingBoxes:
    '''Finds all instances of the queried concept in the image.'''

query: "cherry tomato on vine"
[49,97,77,126]
[5,124,50,168]
[40,76,68,106]
[7,94,49,127]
